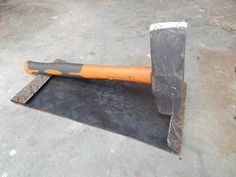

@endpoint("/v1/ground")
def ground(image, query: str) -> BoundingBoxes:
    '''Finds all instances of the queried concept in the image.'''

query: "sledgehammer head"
[150,22,187,115]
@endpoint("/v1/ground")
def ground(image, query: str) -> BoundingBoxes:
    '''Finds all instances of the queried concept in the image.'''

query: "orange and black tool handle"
[24,61,152,84]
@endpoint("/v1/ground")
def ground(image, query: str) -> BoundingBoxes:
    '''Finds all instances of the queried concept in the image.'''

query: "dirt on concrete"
[208,16,236,32]
[198,49,236,155]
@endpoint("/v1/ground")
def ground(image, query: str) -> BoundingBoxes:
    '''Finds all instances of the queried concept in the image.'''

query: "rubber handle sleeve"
[24,61,151,84]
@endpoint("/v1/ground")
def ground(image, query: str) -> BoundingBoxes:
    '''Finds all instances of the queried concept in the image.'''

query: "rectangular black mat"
[14,76,174,152]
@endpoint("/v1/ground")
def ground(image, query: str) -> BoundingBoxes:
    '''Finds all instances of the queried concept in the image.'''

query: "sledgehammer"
[24,22,187,116]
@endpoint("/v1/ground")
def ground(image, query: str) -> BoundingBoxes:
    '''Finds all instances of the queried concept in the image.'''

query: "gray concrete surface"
[0,0,236,176]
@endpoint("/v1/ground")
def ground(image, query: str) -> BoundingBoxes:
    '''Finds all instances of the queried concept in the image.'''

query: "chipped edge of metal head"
[11,59,65,104]
[150,21,188,31]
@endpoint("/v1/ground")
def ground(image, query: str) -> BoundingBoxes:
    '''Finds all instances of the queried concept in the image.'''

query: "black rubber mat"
[26,76,171,152]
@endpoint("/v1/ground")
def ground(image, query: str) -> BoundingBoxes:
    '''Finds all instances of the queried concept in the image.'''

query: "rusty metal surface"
[12,76,185,153]
[11,75,51,104]
[167,83,186,154]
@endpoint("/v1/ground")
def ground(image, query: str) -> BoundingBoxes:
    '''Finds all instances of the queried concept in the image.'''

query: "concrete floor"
[0,0,236,176]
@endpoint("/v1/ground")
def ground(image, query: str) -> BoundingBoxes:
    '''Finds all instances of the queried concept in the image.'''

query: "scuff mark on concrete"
[9,149,16,156]
[1,172,8,177]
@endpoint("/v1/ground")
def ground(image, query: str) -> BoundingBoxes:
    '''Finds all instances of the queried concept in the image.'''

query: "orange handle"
[78,65,151,84]
[24,61,151,84]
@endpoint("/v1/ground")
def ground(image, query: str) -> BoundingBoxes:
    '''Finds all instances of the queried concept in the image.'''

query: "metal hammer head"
[150,22,187,115]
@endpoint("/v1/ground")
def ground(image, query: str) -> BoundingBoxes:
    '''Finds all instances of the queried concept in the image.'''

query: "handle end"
[24,60,39,74]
